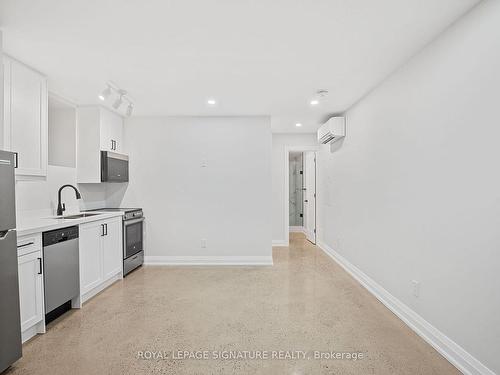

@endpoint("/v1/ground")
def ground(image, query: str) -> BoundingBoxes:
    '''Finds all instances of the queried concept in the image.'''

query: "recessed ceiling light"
[310,99,319,106]
[295,123,302,127]
[207,99,216,105]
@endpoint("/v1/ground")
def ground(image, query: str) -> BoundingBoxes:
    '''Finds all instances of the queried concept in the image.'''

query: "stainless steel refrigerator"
[0,150,22,372]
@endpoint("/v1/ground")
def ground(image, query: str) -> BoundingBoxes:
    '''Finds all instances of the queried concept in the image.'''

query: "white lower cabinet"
[17,234,45,343]
[18,251,44,332]
[79,217,123,303]
[102,219,123,280]
[15,216,123,342]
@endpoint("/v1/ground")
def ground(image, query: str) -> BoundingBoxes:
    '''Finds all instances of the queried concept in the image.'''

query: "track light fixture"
[98,82,135,116]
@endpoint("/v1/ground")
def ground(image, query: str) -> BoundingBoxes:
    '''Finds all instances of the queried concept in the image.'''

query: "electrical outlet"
[411,280,420,298]
[201,239,207,248]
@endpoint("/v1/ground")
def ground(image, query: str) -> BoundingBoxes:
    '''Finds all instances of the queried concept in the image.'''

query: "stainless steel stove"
[89,208,144,276]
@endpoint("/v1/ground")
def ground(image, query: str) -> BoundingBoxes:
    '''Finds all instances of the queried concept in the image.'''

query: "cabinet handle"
[105,223,108,236]
[14,152,18,168]
[17,241,34,248]
[101,224,105,236]
[37,257,42,275]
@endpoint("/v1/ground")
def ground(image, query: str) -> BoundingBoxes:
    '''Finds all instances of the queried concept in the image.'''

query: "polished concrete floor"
[6,233,459,375]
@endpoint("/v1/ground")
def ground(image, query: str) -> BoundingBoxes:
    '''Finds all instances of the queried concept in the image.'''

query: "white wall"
[48,107,76,167]
[317,1,499,373]
[15,166,107,217]
[272,133,316,244]
[121,116,272,263]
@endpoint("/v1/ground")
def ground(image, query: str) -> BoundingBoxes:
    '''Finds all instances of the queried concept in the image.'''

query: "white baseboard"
[81,272,122,304]
[144,255,273,266]
[317,240,495,375]
[21,320,45,343]
[289,226,305,233]
[272,239,288,247]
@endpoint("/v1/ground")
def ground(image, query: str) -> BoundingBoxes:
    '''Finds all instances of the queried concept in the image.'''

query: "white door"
[18,251,44,331]
[303,151,316,244]
[79,221,104,294]
[102,219,123,280]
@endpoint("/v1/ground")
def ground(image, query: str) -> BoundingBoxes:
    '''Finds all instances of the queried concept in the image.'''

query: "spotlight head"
[112,95,123,109]
[126,103,134,117]
[98,86,111,101]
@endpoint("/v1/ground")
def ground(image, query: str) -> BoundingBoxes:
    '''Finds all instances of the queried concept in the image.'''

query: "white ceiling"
[0,0,478,132]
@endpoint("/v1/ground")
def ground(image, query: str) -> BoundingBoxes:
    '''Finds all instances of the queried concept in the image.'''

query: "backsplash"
[15,165,126,218]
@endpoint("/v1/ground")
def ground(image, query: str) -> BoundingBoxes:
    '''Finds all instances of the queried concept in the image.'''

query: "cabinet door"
[18,251,44,331]
[79,222,104,294]
[4,57,48,177]
[100,109,123,152]
[102,219,123,280]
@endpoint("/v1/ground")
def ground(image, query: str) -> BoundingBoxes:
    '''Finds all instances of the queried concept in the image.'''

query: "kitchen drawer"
[17,233,42,257]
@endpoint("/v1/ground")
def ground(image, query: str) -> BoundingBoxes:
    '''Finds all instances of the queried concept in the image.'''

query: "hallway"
[7,233,458,375]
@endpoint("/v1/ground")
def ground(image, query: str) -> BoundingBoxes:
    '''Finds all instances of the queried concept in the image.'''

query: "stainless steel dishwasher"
[42,226,79,323]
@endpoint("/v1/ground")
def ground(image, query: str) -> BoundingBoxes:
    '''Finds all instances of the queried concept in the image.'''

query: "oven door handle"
[124,217,145,226]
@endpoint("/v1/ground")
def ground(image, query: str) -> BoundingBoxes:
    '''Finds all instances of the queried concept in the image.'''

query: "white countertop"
[16,211,124,237]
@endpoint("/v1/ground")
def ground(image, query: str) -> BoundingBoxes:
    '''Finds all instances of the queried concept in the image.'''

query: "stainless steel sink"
[56,213,101,219]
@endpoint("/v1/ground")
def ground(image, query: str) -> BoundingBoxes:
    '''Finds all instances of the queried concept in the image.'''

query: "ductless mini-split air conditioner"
[317,116,345,144]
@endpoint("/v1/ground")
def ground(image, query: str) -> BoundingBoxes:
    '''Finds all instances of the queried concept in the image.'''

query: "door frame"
[283,145,319,246]
[303,151,317,244]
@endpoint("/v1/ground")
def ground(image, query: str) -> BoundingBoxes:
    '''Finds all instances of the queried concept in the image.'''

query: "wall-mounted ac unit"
[317,116,345,144]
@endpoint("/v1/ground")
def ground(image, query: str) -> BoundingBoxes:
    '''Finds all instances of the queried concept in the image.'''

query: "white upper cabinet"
[100,108,123,153]
[76,106,124,183]
[3,56,48,177]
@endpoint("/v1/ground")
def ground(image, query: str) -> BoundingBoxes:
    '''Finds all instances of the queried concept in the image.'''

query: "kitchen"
[0,54,145,370]
[1,1,499,374]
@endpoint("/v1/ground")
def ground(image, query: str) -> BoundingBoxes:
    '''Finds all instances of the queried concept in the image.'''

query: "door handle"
[37,257,43,274]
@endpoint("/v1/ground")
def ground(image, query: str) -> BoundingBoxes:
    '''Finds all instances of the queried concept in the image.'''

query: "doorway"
[288,150,316,244]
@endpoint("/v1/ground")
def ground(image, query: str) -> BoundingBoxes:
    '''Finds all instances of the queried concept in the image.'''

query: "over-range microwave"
[101,151,129,182]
